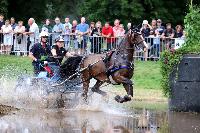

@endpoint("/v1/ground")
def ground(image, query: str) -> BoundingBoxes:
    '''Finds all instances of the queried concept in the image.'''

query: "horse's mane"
[60,56,83,78]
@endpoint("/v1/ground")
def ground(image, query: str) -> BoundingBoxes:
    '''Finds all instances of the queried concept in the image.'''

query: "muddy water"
[0,74,200,133]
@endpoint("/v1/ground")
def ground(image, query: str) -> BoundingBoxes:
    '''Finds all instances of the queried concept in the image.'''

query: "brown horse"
[79,29,147,103]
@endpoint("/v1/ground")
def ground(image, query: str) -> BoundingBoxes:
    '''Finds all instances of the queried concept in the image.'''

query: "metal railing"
[0,33,185,60]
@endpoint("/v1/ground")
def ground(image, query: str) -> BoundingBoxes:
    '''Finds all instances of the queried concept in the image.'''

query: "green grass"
[0,55,32,73]
[134,61,161,90]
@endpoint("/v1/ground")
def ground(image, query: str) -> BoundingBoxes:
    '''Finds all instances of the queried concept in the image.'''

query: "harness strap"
[106,65,132,77]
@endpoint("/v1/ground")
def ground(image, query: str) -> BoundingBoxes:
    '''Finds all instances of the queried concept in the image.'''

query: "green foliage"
[79,0,145,24]
[0,0,8,16]
[160,5,200,97]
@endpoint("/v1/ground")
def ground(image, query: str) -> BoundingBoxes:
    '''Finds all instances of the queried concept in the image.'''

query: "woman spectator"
[1,20,13,54]
[89,22,95,36]
[116,24,125,46]
[174,25,183,38]
[14,21,26,55]
[140,20,151,37]
[90,21,102,53]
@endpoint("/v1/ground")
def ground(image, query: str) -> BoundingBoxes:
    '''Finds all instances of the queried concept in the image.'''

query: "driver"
[29,31,51,75]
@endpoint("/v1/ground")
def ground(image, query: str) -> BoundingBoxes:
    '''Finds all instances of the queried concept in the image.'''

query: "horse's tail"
[60,56,83,78]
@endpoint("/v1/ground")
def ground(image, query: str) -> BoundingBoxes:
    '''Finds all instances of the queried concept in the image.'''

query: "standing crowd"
[0,13,185,56]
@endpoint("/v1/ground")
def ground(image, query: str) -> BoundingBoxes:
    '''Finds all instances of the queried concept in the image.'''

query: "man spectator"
[76,17,89,54]
[10,17,17,30]
[157,19,165,35]
[0,14,5,45]
[52,17,64,42]
[24,18,39,50]
[113,19,120,37]
[102,22,114,51]
[10,17,17,55]
[162,23,175,49]
[64,17,72,30]
[125,22,131,34]
[71,20,78,54]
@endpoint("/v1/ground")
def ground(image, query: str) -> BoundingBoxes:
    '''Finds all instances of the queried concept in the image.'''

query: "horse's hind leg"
[91,80,107,96]
[82,80,90,99]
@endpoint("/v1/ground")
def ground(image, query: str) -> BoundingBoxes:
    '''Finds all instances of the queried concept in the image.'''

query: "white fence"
[0,33,185,60]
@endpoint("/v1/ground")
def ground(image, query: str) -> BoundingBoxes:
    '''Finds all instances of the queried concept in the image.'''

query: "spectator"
[24,18,39,50]
[10,17,17,30]
[0,14,4,29]
[152,29,161,57]
[42,19,53,46]
[113,19,120,37]
[52,17,64,42]
[71,20,78,54]
[14,21,26,55]
[162,23,175,49]
[102,22,114,51]
[76,17,89,54]
[64,17,72,30]
[157,19,165,35]
[125,22,131,34]
[174,25,183,38]
[150,19,157,35]
[117,24,125,37]
[140,20,151,37]
[0,14,4,45]
[89,22,95,36]
[1,20,13,54]
[90,21,102,53]
[63,25,71,49]
[42,19,52,33]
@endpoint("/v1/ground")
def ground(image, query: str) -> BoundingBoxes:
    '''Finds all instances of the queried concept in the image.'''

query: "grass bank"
[0,55,167,110]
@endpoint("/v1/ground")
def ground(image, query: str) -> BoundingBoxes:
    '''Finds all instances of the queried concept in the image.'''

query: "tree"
[0,0,8,17]
[7,0,48,23]
[79,0,144,25]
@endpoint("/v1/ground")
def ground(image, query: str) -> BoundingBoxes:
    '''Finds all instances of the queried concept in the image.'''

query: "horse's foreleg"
[114,76,133,103]
[123,83,133,97]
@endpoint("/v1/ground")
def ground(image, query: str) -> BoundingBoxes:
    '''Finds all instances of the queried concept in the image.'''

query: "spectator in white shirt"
[1,20,13,54]
[14,21,26,54]
[24,18,39,50]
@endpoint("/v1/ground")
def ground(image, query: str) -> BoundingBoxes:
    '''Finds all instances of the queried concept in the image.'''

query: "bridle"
[125,30,145,50]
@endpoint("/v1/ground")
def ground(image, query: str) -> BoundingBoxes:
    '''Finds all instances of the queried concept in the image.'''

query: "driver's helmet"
[55,36,64,42]
[39,31,49,38]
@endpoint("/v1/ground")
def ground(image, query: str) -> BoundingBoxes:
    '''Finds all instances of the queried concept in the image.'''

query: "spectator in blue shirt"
[10,17,17,30]
[76,17,89,54]
[52,17,64,43]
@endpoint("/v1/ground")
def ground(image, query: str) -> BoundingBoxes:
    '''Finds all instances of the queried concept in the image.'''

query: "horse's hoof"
[115,95,124,103]
[124,95,132,102]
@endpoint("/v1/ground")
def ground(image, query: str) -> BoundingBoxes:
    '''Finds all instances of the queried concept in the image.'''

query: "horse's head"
[127,28,148,49]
